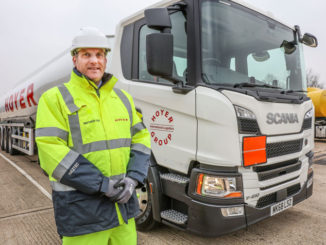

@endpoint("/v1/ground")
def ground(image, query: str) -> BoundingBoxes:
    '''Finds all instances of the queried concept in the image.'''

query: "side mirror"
[144,8,171,30]
[146,33,174,79]
[280,40,296,54]
[302,33,318,47]
[144,7,186,87]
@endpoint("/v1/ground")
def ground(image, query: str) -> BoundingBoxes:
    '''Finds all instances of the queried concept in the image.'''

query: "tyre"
[8,128,18,155]
[135,181,157,231]
[6,127,11,154]
[4,127,9,153]
[0,128,4,151]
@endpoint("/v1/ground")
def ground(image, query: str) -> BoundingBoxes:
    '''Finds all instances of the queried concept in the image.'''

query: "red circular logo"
[149,109,174,146]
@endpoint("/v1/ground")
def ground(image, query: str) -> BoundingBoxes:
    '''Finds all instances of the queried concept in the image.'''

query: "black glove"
[103,178,124,200]
[114,177,138,204]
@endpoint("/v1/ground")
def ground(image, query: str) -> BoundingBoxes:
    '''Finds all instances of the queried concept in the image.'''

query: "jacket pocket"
[67,191,108,226]
[53,190,117,236]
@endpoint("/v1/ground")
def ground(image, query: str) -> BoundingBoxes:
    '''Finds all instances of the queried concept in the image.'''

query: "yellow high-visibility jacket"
[35,68,151,236]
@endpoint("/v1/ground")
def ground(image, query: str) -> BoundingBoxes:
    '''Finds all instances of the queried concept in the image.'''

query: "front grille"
[256,184,301,208]
[287,183,301,196]
[238,118,259,133]
[266,139,303,158]
[256,193,276,208]
[302,118,312,130]
[254,159,301,181]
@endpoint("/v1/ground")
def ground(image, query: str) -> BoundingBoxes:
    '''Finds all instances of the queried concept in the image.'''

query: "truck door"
[128,11,196,174]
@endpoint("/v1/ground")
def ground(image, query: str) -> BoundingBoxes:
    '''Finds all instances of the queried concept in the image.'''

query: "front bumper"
[162,171,313,237]
[184,180,312,237]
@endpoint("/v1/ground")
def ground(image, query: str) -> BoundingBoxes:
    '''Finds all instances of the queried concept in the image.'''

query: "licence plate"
[270,197,293,216]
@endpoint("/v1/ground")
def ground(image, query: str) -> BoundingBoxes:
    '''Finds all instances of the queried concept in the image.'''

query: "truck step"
[160,173,189,184]
[161,209,188,225]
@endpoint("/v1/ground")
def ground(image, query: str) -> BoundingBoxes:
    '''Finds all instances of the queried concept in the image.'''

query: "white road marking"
[0,152,52,200]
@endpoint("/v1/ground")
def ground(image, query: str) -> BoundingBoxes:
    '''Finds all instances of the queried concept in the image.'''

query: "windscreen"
[201,0,307,91]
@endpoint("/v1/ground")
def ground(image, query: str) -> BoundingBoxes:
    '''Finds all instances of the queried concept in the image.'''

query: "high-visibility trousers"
[62,218,137,245]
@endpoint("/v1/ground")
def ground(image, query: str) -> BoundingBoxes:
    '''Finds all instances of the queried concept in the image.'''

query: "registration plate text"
[270,197,293,216]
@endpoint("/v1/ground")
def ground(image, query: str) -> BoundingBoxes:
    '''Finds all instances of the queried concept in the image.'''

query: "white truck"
[0,0,317,237]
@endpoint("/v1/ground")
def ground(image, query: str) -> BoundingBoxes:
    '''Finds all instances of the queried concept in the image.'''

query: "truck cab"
[111,0,317,236]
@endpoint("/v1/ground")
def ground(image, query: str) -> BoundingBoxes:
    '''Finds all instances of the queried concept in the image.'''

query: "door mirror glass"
[146,33,174,79]
[145,8,171,30]
[301,33,318,47]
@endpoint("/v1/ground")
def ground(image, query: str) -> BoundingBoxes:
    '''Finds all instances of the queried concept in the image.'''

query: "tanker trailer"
[0,49,72,155]
[307,87,326,138]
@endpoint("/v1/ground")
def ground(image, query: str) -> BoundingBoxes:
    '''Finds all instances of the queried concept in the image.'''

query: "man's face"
[73,48,107,83]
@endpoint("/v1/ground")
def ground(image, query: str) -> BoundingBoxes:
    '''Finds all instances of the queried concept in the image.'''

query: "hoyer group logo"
[149,109,174,146]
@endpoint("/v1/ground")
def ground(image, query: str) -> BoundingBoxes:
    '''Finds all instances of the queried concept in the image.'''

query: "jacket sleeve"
[35,88,109,195]
[123,92,151,185]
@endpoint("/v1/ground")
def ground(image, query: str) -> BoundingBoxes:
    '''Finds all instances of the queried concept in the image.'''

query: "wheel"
[135,182,157,231]
[8,128,18,155]
[0,128,4,151]
[4,127,9,153]
[8,128,12,154]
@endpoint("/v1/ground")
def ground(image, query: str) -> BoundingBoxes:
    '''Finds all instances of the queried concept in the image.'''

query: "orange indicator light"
[196,173,204,194]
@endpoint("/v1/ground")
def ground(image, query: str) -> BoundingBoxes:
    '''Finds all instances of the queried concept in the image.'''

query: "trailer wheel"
[4,127,9,153]
[8,128,18,155]
[7,128,12,154]
[0,128,4,151]
[8,128,12,154]
[135,181,157,231]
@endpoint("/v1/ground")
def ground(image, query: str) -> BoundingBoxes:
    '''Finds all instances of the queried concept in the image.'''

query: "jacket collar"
[71,68,117,93]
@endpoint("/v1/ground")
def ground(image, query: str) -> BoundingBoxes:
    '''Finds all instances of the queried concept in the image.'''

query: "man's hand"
[114,177,138,204]
[104,178,124,200]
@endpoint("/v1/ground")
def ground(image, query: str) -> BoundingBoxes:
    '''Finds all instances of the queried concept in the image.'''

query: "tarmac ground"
[0,142,325,245]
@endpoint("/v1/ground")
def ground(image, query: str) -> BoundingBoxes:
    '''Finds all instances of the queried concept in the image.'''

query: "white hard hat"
[70,26,111,56]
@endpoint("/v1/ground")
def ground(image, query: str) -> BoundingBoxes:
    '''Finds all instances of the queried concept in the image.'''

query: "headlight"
[304,109,313,119]
[234,105,256,119]
[196,174,242,198]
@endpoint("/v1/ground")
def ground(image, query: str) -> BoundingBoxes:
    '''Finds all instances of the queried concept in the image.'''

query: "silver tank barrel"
[0,49,72,122]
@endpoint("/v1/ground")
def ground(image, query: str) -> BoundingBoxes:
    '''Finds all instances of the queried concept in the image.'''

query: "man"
[35,27,151,244]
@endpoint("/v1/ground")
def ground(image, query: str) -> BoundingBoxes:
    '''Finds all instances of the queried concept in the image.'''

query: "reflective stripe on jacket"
[35,68,151,236]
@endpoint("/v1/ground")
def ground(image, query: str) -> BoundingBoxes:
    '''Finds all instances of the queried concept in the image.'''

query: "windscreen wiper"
[234,82,281,89]
[281,89,307,94]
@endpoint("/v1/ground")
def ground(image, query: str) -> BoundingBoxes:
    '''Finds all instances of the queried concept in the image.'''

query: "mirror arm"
[162,28,171,34]
[294,25,302,44]
[172,80,193,94]
[167,2,187,11]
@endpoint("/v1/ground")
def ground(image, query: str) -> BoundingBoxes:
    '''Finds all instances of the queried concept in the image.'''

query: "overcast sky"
[0,0,324,96]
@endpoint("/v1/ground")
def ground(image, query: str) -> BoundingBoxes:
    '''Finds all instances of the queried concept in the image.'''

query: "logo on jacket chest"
[115,118,129,122]
[83,119,100,125]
